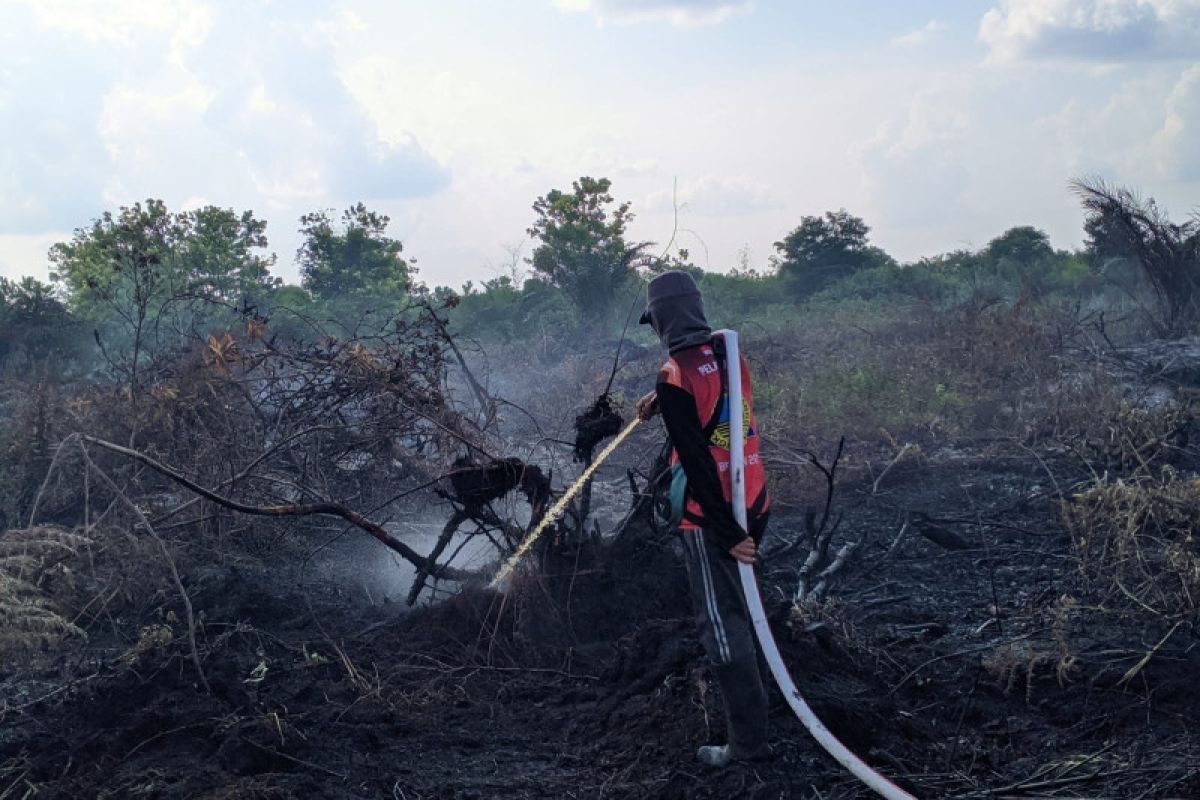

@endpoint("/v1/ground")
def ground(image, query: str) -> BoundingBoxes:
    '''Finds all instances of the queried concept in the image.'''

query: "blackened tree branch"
[79,435,475,582]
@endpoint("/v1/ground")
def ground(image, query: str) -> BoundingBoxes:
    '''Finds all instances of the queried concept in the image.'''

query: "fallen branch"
[806,539,863,602]
[79,435,474,582]
[407,509,470,606]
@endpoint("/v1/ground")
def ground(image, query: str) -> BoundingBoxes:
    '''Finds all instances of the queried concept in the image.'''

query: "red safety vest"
[658,334,770,532]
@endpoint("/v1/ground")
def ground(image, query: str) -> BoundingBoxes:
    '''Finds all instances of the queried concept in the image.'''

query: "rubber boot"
[697,660,769,767]
[696,743,772,767]
[697,744,736,767]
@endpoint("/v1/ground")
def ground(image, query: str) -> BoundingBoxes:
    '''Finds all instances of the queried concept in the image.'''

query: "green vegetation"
[1,176,1196,444]
[526,176,647,326]
[298,203,411,306]
[0,276,81,372]
[50,200,278,322]
[3,132,1198,800]
[773,209,895,297]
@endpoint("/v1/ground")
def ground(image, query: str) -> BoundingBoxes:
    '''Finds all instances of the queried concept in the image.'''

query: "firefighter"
[636,270,771,767]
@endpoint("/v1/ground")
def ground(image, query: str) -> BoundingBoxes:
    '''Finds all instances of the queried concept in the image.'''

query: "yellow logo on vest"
[709,397,754,450]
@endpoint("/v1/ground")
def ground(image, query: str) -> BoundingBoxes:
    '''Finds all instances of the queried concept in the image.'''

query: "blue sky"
[2,0,1198,288]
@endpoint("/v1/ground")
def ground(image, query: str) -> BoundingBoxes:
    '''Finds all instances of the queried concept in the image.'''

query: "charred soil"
[3,437,1198,799]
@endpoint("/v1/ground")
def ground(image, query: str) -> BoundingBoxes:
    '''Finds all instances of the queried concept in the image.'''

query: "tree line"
[1,176,1197,379]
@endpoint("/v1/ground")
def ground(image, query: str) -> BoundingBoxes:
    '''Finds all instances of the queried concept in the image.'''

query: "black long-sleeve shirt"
[656,381,749,552]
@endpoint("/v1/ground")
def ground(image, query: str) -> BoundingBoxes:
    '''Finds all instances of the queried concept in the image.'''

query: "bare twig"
[26,438,79,527]
[772,437,845,561]
[75,438,211,693]
[1118,621,1183,686]
[883,518,911,562]
[808,539,863,601]
[872,442,918,495]
[422,298,493,421]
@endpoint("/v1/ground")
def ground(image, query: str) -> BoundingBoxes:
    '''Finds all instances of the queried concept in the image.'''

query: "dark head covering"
[639,270,712,353]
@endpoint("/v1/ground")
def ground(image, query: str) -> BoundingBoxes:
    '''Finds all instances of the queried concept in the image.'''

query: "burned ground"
[3,300,1200,799]
[3,434,1198,800]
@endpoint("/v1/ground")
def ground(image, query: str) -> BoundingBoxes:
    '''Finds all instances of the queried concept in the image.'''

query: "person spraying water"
[497,270,917,796]
[635,270,772,767]
[638,271,918,798]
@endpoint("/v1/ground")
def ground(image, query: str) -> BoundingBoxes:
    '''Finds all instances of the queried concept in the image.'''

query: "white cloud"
[3,0,1200,288]
[579,150,660,177]
[340,57,533,165]
[0,5,115,233]
[17,0,204,46]
[1032,60,1200,187]
[552,0,750,25]
[853,78,975,232]
[1152,64,1200,179]
[892,20,948,48]
[1037,71,1171,181]
[644,176,777,215]
[853,54,1200,260]
[185,6,450,205]
[981,0,1200,62]
[0,1,450,238]
[0,233,63,281]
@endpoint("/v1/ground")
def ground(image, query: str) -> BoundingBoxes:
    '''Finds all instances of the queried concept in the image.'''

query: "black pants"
[679,528,769,751]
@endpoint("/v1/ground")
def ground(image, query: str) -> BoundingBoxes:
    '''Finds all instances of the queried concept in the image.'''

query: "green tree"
[51,200,277,320]
[982,226,1059,297]
[49,200,278,436]
[0,277,81,371]
[178,206,279,306]
[297,203,412,303]
[987,226,1096,299]
[527,177,646,324]
[773,209,894,296]
[50,200,182,320]
[50,200,190,406]
[984,226,1053,266]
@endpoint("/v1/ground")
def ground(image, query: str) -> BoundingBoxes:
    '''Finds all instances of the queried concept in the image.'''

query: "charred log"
[446,456,550,517]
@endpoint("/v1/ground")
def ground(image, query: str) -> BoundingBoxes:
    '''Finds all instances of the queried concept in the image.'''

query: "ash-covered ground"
[3,431,1198,799]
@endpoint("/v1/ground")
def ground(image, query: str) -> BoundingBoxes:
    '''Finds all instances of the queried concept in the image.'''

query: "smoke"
[306,513,497,607]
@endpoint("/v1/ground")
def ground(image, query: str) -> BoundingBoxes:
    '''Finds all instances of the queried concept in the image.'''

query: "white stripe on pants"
[689,529,731,664]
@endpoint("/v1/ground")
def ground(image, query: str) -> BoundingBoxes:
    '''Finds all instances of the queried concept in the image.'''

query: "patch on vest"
[709,396,755,449]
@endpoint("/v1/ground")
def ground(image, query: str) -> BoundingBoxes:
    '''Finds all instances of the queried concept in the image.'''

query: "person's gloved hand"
[636,390,660,421]
[728,536,757,565]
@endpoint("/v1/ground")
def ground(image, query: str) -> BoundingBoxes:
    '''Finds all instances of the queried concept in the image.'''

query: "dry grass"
[754,299,1075,448]
[1063,469,1200,619]
[1072,401,1192,476]
[982,595,1080,701]
[0,526,89,661]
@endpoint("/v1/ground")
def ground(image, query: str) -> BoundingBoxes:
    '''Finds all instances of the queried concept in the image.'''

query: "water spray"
[489,417,641,588]
[720,328,918,800]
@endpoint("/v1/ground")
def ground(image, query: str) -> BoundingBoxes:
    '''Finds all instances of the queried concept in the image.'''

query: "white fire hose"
[721,328,917,800]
